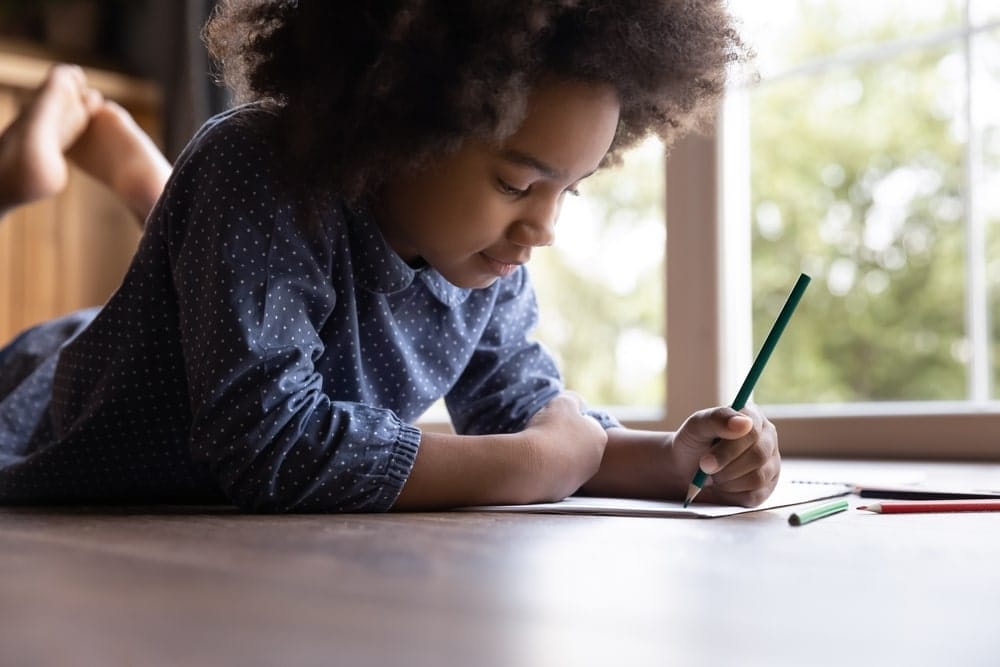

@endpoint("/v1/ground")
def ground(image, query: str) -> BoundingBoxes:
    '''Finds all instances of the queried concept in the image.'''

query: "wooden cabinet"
[0,42,162,344]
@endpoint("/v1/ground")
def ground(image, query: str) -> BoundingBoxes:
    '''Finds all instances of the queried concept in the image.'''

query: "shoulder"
[174,103,280,176]
[152,105,351,264]
[155,103,295,223]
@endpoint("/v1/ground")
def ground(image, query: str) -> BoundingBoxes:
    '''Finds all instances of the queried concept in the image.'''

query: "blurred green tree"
[531,140,665,408]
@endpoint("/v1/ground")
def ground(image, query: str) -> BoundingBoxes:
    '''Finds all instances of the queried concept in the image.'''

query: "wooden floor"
[2,459,999,666]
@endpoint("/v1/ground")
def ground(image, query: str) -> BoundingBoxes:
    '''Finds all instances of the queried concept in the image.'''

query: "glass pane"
[730,0,963,79]
[748,44,967,403]
[978,30,1000,397]
[532,139,665,409]
[971,0,1000,25]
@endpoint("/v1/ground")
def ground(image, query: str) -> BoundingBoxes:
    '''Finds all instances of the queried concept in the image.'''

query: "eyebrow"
[499,148,566,180]
[498,148,600,184]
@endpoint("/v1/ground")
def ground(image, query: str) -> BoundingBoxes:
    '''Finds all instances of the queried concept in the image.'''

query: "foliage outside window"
[730,0,1000,406]
[531,139,665,412]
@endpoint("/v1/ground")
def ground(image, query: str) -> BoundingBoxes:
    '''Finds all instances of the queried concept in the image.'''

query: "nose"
[512,197,560,248]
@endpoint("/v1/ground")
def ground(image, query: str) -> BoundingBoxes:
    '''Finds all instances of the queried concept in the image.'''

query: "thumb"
[719,413,753,439]
[699,413,752,475]
[680,407,752,444]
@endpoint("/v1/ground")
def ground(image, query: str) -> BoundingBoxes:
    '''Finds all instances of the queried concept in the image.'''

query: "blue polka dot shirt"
[0,105,618,512]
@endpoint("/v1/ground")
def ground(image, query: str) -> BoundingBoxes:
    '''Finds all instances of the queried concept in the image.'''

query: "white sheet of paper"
[460,480,852,518]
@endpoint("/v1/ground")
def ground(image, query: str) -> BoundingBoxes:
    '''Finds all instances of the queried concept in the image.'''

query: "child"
[0,1,779,512]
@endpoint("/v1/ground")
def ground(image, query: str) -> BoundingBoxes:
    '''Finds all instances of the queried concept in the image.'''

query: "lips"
[480,252,525,277]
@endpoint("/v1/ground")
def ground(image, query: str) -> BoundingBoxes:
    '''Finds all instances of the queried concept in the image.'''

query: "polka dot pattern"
[0,105,619,512]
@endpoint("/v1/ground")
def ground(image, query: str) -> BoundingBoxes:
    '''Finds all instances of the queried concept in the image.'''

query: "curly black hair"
[204,0,749,202]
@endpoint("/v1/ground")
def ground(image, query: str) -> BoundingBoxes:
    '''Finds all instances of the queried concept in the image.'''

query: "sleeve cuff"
[378,420,422,510]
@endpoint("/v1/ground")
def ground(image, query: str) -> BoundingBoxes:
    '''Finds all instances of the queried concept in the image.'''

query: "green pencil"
[683,273,811,507]
[788,499,849,526]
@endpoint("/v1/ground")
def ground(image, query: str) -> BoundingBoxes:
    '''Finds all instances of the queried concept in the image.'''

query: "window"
[534,0,1000,459]
[712,0,1000,457]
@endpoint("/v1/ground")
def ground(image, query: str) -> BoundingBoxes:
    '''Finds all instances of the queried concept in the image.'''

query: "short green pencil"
[683,273,811,507]
[788,499,849,526]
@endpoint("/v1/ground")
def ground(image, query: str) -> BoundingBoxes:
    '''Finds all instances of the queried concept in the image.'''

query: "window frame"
[656,11,1000,461]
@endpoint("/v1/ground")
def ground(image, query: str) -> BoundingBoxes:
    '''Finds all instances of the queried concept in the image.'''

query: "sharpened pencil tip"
[683,482,702,508]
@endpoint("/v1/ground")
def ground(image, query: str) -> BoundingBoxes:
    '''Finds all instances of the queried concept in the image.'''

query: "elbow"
[222,479,292,514]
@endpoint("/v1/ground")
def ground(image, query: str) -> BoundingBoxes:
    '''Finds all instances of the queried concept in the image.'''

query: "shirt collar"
[343,202,472,307]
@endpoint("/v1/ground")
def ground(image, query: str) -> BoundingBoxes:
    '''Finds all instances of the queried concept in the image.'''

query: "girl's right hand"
[521,393,608,502]
[393,393,606,510]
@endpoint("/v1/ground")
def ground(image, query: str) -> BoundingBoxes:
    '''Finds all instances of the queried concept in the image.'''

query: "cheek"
[446,186,511,235]
[403,170,512,247]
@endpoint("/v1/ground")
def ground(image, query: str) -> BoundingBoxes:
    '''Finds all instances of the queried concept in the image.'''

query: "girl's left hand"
[672,403,780,507]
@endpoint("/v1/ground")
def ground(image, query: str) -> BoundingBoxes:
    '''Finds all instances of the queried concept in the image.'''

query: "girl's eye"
[497,178,528,197]
[496,178,580,197]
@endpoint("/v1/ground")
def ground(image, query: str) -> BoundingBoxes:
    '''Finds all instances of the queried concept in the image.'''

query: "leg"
[0,65,172,225]
[67,101,171,224]
[0,64,101,217]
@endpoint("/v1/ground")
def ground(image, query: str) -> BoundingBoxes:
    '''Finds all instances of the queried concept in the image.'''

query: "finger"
[699,411,773,473]
[681,407,754,445]
[710,466,781,507]
[698,420,761,472]
[704,428,776,482]
[706,458,781,498]
[711,447,781,489]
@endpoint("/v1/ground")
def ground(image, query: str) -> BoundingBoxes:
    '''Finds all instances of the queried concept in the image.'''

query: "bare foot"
[67,101,171,225]
[0,64,102,216]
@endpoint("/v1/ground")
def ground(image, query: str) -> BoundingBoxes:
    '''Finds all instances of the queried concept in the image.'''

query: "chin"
[457,276,499,289]
[440,271,498,290]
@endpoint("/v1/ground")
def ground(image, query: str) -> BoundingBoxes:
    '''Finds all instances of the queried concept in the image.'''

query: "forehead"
[498,79,620,177]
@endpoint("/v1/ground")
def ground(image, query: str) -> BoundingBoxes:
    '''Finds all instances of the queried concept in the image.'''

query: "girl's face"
[377,79,621,289]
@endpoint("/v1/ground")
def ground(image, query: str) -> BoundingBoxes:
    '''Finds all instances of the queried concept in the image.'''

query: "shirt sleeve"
[161,114,419,513]
[446,267,620,435]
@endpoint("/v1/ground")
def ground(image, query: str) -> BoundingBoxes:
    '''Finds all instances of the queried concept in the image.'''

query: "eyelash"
[496,179,526,197]
[497,179,580,198]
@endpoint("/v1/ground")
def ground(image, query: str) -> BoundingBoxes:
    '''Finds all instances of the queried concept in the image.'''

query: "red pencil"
[858,499,1000,514]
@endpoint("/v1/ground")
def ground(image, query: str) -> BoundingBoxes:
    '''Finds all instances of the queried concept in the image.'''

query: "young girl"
[0,1,779,512]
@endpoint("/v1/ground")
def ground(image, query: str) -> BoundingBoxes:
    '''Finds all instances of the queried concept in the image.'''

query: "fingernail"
[701,455,719,474]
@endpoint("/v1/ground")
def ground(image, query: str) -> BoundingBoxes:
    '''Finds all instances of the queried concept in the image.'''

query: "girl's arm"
[393,394,607,509]
[164,113,433,514]
[444,268,619,437]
